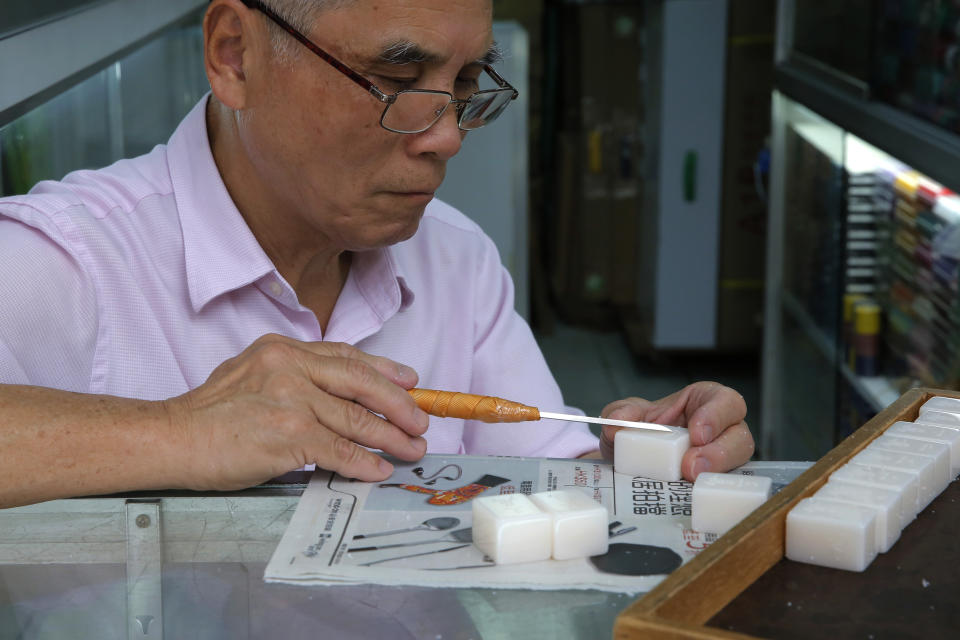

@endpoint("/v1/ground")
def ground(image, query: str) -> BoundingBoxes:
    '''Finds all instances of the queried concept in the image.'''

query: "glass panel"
[779,310,839,458]
[766,96,958,456]
[0,0,106,39]
[845,135,960,393]
[0,494,634,638]
[873,0,960,135]
[118,20,208,158]
[782,102,846,345]
[0,68,113,196]
[768,98,847,460]
[0,12,207,197]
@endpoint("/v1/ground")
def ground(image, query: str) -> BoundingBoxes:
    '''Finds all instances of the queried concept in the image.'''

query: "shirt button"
[269,281,283,296]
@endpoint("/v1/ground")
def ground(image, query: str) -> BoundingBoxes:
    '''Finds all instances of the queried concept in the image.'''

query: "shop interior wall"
[496,0,775,357]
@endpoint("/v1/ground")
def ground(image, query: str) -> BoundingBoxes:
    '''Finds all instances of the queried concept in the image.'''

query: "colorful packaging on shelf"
[854,300,881,377]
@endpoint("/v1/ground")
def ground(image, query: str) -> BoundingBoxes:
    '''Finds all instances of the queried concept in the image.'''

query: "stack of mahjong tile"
[786,395,960,572]
[471,489,610,565]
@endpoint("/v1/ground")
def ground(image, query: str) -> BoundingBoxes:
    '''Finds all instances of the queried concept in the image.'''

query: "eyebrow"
[377,40,504,66]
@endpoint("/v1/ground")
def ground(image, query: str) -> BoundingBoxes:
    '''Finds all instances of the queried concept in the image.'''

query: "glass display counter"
[0,476,634,639]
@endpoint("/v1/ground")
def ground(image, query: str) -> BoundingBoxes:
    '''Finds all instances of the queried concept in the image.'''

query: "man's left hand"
[597,381,755,481]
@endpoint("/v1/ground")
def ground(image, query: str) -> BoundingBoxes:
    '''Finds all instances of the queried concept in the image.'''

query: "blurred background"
[2,0,959,462]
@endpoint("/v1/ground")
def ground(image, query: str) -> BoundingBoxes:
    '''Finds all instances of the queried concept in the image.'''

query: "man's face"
[239,0,495,251]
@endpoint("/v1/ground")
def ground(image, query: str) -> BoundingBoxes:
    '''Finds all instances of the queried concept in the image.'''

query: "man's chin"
[350,211,425,251]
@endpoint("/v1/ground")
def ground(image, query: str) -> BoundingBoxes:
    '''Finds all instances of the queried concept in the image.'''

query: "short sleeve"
[0,217,97,390]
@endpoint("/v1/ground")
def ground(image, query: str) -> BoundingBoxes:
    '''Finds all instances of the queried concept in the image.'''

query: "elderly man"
[0,0,753,508]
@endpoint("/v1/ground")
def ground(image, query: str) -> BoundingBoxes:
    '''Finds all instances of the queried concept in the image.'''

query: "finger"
[603,392,693,427]
[599,426,617,460]
[683,383,748,446]
[310,355,429,437]
[311,391,428,461]
[680,421,755,481]
[243,338,429,460]
[249,338,427,438]
[601,397,657,421]
[308,428,400,482]
[599,397,676,461]
[251,334,420,388]
[301,339,420,388]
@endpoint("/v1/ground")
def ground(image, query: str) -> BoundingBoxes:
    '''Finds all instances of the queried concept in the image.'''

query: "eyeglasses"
[240,0,519,134]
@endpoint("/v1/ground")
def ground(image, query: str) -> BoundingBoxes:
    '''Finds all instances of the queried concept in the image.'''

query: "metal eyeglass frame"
[240,0,519,134]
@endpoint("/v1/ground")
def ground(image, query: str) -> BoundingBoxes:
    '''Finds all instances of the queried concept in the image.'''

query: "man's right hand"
[164,334,429,490]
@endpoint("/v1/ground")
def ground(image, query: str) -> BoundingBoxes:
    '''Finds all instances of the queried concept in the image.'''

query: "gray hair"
[260,0,354,62]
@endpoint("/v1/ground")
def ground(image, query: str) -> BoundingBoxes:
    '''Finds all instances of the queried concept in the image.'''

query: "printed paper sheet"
[264,455,810,593]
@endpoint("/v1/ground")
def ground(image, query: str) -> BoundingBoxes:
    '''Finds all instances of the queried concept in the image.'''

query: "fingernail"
[416,409,429,430]
[397,364,417,381]
[692,457,712,477]
[379,459,394,476]
[700,424,714,444]
[410,436,427,455]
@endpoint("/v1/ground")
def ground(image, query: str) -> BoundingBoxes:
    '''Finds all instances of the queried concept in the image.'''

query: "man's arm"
[0,385,188,507]
[0,337,431,508]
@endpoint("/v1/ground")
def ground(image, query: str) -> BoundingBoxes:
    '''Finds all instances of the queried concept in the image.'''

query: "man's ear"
[204,0,265,110]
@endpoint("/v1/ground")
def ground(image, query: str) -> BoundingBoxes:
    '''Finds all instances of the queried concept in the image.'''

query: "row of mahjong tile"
[612,421,777,537]
[471,489,609,565]
[473,396,960,567]
[786,395,960,572]
[471,474,773,567]
[472,426,775,567]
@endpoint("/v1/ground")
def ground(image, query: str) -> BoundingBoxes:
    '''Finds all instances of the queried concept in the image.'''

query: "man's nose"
[409,103,465,160]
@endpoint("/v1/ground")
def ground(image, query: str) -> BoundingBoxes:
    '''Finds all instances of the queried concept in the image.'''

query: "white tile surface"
[472,494,552,565]
[917,396,960,416]
[529,489,609,560]
[815,480,901,553]
[833,463,918,527]
[891,420,960,478]
[786,497,878,572]
[613,426,691,481]
[915,409,960,428]
[850,449,933,513]
[691,472,772,535]
[866,435,950,503]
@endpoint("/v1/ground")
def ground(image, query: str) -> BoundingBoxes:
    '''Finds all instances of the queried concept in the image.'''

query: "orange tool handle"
[408,388,540,423]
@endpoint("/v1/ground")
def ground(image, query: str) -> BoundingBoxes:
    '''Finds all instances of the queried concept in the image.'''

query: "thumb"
[601,397,657,421]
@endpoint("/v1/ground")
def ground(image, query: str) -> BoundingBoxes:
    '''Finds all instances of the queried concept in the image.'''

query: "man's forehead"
[322,0,495,65]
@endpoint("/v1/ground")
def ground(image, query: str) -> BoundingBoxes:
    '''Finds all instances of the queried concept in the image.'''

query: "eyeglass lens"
[382,89,515,134]
[459,90,514,130]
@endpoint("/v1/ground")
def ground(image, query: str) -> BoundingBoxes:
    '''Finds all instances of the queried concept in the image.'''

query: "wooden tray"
[614,387,958,639]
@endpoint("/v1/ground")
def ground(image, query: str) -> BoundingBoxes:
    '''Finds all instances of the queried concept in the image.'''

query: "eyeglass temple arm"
[240,0,394,104]
[483,65,519,100]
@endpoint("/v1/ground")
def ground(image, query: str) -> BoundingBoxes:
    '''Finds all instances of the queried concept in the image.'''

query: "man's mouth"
[386,189,436,199]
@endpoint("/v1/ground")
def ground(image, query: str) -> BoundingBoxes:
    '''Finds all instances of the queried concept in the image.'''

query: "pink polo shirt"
[0,96,598,460]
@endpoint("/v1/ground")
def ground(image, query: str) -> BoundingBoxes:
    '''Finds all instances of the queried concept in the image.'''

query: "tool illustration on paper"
[408,388,673,432]
[358,543,475,567]
[412,463,463,486]
[352,517,460,540]
[350,527,474,552]
[378,474,509,505]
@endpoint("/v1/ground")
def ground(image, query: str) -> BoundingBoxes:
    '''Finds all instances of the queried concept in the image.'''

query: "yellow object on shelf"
[855,302,881,335]
[893,170,920,200]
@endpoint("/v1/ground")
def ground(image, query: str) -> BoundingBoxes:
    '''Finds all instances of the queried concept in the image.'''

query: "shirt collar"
[359,245,416,315]
[167,95,275,312]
